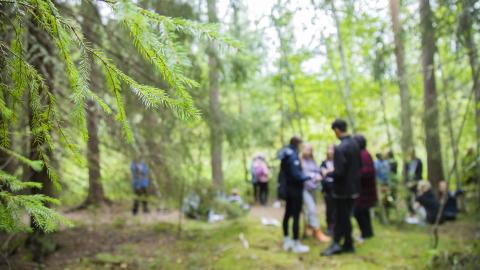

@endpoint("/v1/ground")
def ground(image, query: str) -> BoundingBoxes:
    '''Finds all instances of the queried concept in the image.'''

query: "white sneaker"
[292,241,310,253]
[283,237,294,251]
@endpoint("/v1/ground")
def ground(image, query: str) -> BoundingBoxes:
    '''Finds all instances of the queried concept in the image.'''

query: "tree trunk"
[330,0,356,132]
[419,0,444,192]
[461,0,480,207]
[379,79,394,149]
[80,0,106,206]
[389,0,414,166]
[207,0,224,189]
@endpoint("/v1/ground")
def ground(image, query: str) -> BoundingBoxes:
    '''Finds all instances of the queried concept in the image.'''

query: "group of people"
[276,118,460,255]
[277,119,367,255]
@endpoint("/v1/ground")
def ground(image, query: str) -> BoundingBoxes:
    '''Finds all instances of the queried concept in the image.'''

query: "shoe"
[283,237,294,251]
[355,236,365,245]
[315,229,331,243]
[292,241,310,254]
[304,225,314,238]
[342,245,355,254]
[320,243,343,256]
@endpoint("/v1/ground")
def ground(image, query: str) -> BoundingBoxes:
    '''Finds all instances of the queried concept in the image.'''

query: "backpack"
[253,160,269,183]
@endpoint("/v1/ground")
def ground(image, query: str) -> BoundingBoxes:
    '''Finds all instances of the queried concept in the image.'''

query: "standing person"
[386,151,399,204]
[405,150,423,216]
[131,157,149,215]
[320,144,336,236]
[279,136,311,253]
[375,153,391,223]
[374,153,390,186]
[352,135,377,241]
[250,156,260,204]
[252,154,270,206]
[301,144,331,242]
[321,119,361,256]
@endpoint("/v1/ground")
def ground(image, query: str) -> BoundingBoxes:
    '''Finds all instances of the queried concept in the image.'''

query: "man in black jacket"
[321,119,361,256]
[279,136,311,253]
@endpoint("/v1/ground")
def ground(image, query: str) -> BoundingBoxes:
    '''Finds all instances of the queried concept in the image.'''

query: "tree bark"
[461,0,480,207]
[207,0,224,189]
[419,0,444,192]
[389,0,414,164]
[80,0,106,206]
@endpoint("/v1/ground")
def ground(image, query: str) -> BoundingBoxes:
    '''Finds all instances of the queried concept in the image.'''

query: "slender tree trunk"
[330,0,356,132]
[389,0,414,167]
[379,80,394,149]
[419,0,444,192]
[437,59,462,190]
[207,0,224,189]
[80,0,106,206]
[461,0,480,207]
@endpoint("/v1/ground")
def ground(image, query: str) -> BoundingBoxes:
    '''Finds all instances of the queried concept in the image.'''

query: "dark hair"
[353,134,366,150]
[376,153,382,160]
[289,135,302,148]
[331,118,347,132]
[387,151,394,158]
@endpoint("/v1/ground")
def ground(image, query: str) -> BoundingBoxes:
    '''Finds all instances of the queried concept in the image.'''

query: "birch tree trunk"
[389,0,414,166]
[330,0,356,132]
[207,0,224,189]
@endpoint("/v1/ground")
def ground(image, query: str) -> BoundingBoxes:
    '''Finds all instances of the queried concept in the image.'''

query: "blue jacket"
[279,145,310,191]
[131,161,149,189]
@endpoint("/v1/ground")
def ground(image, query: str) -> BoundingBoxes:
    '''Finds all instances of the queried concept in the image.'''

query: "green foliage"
[0,0,231,234]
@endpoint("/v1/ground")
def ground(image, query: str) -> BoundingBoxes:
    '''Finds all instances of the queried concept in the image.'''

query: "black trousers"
[133,187,149,214]
[353,207,373,238]
[253,182,260,203]
[283,189,303,240]
[258,182,269,205]
[324,193,336,229]
[333,198,354,247]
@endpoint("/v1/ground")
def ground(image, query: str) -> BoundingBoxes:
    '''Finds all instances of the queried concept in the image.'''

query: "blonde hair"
[417,180,431,195]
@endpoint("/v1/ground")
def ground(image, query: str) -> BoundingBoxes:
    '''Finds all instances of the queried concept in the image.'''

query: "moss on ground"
[61,212,479,270]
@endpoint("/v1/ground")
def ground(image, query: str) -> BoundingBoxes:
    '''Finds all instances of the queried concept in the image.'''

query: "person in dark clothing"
[131,158,149,215]
[321,119,361,256]
[352,135,377,240]
[416,180,441,224]
[280,136,311,253]
[320,144,336,236]
[438,181,458,221]
[405,150,423,215]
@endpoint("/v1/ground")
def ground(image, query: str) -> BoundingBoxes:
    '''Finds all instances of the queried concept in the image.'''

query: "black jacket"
[332,135,361,198]
[416,190,440,224]
[405,158,423,182]
[279,145,310,192]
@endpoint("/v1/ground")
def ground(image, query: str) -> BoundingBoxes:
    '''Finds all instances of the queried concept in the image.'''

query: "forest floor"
[6,202,480,270]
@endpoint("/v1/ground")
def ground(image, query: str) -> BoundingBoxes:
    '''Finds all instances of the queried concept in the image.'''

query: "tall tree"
[389,0,414,164]
[207,0,224,189]
[272,0,304,137]
[419,0,444,190]
[80,0,106,206]
[458,0,480,205]
[330,0,356,132]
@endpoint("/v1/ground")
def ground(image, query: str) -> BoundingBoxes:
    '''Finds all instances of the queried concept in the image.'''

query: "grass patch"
[61,213,478,270]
